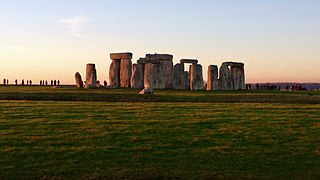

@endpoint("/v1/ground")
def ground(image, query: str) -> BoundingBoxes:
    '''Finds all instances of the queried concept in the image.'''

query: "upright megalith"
[184,71,190,90]
[131,63,144,89]
[172,63,185,90]
[75,72,83,88]
[109,60,120,87]
[218,62,245,90]
[190,64,204,90]
[207,65,218,90]
[120,58,132,87]
[231,62,245,90]
[218,62,232,90]
[145,54,173,89]
[144,63,165,89]
[109,52,133,88]
[85,63,97,88]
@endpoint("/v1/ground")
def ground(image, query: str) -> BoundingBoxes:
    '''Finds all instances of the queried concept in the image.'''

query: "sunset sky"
[0,0,319,84]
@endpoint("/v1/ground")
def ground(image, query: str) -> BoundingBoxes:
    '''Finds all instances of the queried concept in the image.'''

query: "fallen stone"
[139,88,154,94]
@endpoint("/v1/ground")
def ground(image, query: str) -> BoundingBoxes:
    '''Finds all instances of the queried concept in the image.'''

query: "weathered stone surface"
[110,52,132,60]
[146,54,173,61]
[184,71,190,90]
[131,63,144,89]
[207,65,218,90]
[75,72,83,88]
[137,58,146,64]
[218,62,245,90]
[144,63,165,89]
[139,87,154,94]
[180,59,198,64]
[172,63,185,90]
[189,64,204,90]
[120,59,132,87]
[109,60,120,88]
[160,60,173,88]
[85,63,97,89]
[231,63,245,90]
[218,62,232,90]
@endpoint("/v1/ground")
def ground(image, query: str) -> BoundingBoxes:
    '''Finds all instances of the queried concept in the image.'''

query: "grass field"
[0,86,319,178]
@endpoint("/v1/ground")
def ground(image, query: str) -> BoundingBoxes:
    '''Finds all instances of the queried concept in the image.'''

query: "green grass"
[0,86,319,178]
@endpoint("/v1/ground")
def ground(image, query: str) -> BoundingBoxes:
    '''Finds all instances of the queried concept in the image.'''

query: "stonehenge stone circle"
[189,64,204,90]
[207,65,218,90]
[172,63,185,90]
[78,51,245,91]
[85,63,97,89]
[131,63,144,89]
[75,72,83,88]
[109,52,133,88]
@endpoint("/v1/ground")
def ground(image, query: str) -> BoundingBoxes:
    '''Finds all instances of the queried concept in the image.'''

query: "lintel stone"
[110,52,133,60]
[180,59,198,64]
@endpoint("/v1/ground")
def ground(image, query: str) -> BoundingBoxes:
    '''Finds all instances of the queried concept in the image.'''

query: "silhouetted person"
[51,80,53,86]
[27,80,29,85]
[57,80,60,86]
[3,79,6,85]
[104,80,107,87]
[40,80,42,86]
[21,79,24,86]
[15,79,18,85]
[29,80,32,86]
[45,80,48,86]
[6,79,9,85]
[54,80,56,86]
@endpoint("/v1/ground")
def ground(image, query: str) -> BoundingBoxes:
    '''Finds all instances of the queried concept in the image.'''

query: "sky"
[0,0,319,84]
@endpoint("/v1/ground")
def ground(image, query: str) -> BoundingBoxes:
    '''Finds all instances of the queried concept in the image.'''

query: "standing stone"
[218,62,233,90]
[207,65,218,90]
[120,58,132,87]
[75,72,83,88]
[160,60,173,89]
[145,54,173,89]
[231,63,245,90]
[85,63,97,88]
[109,60,120,88]
[184,71,190,90]
[190,64,204,90]
[172,63,185,90]
[131,63,144,89]
[144,63,165,89]
[110,52,133,88]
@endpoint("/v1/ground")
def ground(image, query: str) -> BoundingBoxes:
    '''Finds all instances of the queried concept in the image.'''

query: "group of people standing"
[2,79,60,86]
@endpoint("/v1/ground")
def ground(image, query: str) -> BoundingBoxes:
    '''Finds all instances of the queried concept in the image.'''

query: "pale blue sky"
[0,0,319,84]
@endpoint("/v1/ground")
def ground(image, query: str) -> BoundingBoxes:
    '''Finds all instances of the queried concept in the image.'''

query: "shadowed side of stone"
[75,72,83,88]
